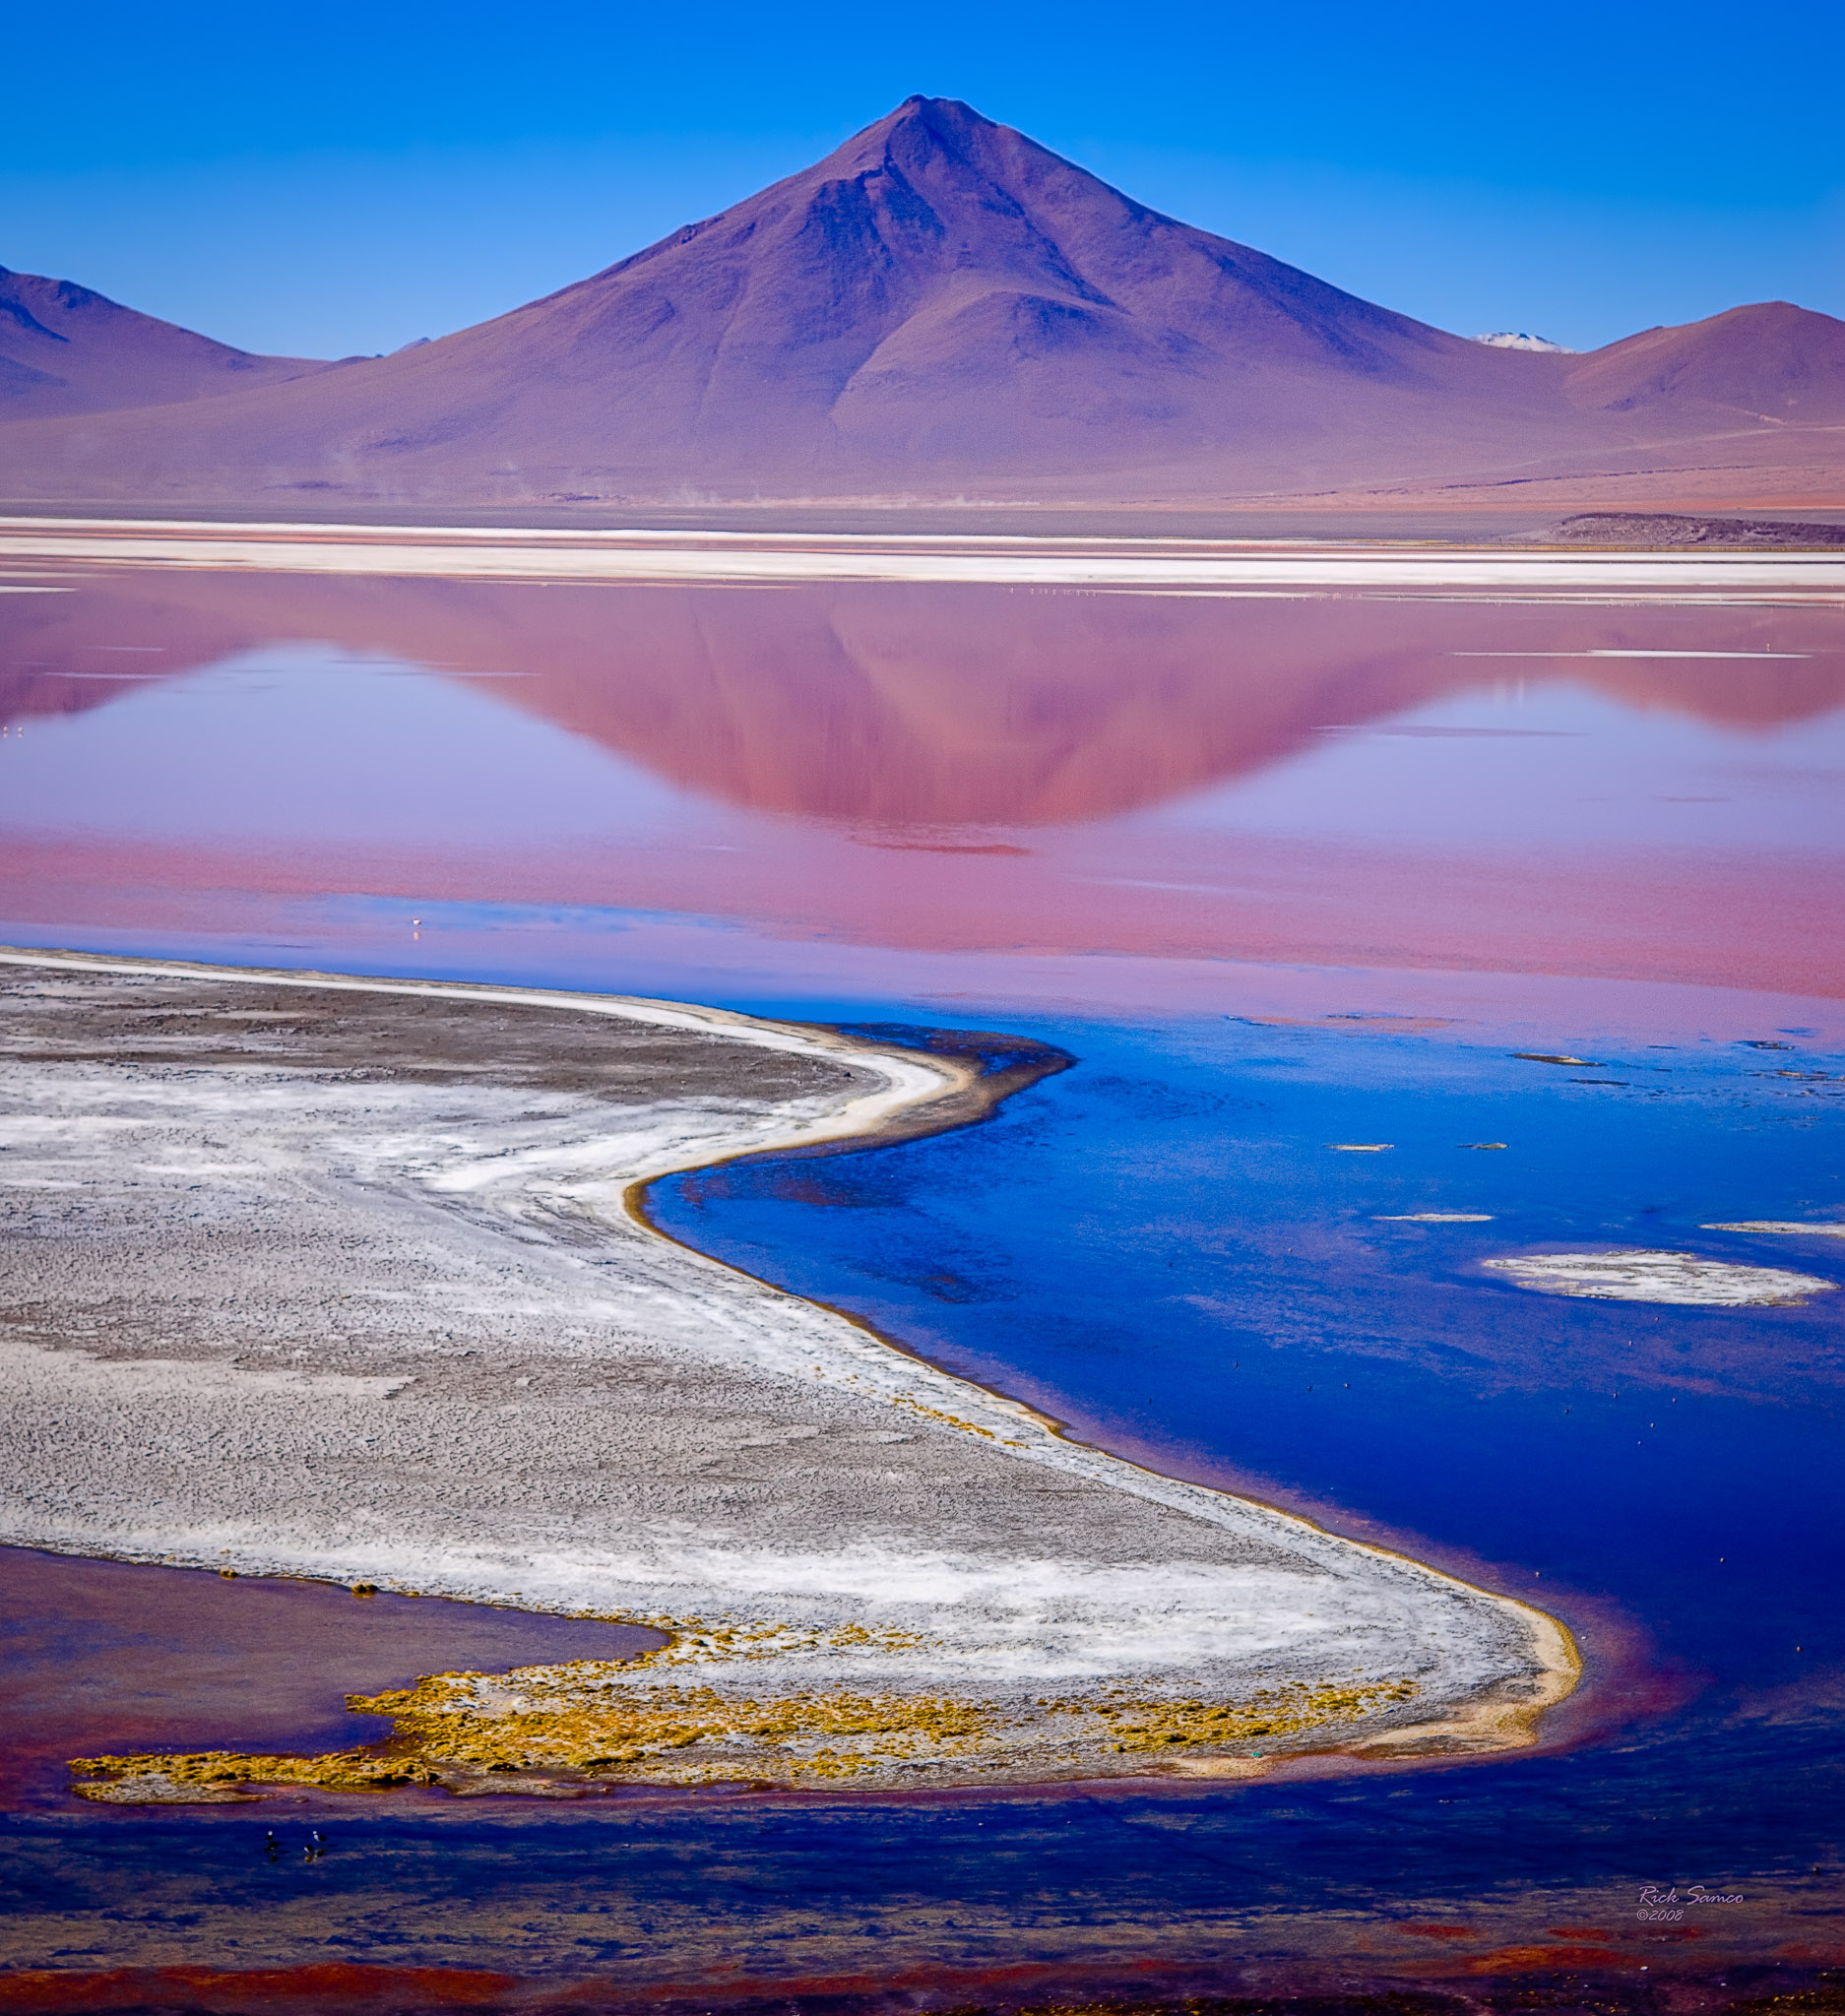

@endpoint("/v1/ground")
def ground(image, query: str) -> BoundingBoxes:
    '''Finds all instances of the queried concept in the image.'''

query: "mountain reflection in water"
[3,570,1840,1000]
[6,573,1843,820]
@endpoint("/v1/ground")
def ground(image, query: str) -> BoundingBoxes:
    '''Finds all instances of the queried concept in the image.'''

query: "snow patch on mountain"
[1475,332,1574,352]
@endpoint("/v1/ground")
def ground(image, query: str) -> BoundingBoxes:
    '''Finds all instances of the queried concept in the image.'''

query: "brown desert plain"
[2,95,1843,512]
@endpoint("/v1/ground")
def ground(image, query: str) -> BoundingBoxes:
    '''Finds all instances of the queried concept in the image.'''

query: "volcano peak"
[2,106,1840,509]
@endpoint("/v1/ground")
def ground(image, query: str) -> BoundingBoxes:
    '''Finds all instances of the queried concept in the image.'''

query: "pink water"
[3,570,1841,1012]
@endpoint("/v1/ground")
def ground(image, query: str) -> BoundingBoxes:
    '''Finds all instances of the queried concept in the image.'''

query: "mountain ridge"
[0,266,327,421]
[2,97,1839,507]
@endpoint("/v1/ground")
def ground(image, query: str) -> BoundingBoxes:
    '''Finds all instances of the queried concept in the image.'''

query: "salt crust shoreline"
[0,949,1577,1796]
[1,518,1841,601]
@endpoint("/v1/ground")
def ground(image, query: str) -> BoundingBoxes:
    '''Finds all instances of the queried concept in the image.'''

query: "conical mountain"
[3,98,1841,505]
[446,93,1489,467]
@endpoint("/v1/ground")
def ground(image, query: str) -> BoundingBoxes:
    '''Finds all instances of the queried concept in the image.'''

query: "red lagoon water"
[1,569,1841,1006]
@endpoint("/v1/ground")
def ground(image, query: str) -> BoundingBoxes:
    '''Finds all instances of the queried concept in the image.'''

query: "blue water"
[641,1011,1845,1917]
[3,994,1841,1986]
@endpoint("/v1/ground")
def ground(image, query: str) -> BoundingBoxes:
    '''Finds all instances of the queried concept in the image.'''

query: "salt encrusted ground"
[0,951,1574,1796]
[1703,1221,1845,1239]
[2,520,1842,601]
[1484,1250,1834,1306]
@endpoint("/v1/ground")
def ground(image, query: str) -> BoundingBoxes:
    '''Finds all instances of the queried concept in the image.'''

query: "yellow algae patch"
[68,1662,1422,1800]
[68,1746,447,1799]
[887,1394,998,1438]
[354,1670,996,1782]
[1084,1679,1418,1756]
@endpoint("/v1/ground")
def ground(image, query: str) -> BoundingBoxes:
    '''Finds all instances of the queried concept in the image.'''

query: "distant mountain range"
[3,97,1841,509]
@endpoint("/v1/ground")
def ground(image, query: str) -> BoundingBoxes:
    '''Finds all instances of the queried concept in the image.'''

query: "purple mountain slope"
[0,268,326,421]
[2,98,1840,505]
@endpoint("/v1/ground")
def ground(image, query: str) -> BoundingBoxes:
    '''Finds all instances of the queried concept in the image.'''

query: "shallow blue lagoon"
[6,990,1842,1983]
[3,971,1839,1984]
[640,1009,1845,1917]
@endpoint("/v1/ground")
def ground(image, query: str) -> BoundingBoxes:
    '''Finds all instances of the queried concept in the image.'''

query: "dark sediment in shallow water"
[1537,511,1845,547]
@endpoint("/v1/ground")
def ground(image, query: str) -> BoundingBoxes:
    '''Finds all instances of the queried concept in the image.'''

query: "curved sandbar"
[0,950,1575,1797]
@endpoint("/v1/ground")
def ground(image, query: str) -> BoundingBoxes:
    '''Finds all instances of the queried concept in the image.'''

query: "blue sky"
[4,0,1839,359]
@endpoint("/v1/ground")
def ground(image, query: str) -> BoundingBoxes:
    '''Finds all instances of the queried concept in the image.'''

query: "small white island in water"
[0,951,1574,1799]
[1485,1250,1832,1306]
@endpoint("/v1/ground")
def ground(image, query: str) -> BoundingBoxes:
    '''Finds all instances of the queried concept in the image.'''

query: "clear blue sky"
[4,0,1839,359]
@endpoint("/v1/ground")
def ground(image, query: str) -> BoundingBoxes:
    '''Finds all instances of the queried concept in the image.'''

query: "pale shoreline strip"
[0,518,1838,600]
